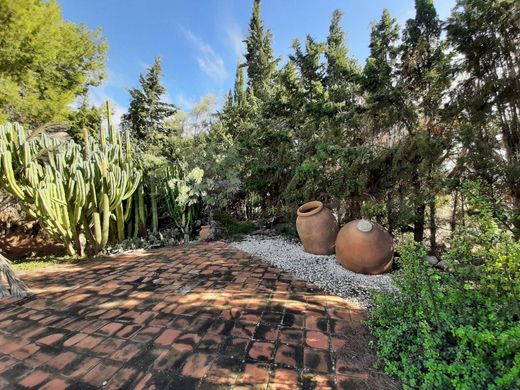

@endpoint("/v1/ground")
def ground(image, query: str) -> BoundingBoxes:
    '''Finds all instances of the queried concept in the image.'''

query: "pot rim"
[297,200,324,217]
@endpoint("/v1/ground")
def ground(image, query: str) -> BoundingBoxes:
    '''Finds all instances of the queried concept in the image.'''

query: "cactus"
[0,111,142,256]
[164,164,205,243]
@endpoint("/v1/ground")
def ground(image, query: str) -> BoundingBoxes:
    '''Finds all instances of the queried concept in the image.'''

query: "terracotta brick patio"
[0,242,396,389]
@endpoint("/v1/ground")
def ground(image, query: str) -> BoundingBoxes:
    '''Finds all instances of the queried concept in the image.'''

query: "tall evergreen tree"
[363,9,401,131]
[324,10,360,108]
[244,0,278,100]
[447,0,520,236]
[398,0,451,247]
[122,57,176,145]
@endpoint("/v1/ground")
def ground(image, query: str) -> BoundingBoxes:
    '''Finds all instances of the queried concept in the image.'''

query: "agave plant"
[164,165,205,243]
[0,252,28,297]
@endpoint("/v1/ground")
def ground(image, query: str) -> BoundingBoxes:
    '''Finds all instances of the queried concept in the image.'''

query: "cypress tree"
[244,0,278,100]
[398,0,451,247]
[363,9,401,131]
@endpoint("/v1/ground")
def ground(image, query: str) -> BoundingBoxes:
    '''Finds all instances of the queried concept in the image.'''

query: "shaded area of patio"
[0,242,399,389]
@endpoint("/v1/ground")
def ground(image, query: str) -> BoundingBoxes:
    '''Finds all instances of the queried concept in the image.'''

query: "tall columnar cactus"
[0,116,142,256]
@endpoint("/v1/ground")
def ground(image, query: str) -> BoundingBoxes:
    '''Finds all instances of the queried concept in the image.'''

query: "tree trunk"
[451,190,458,232]
[511,185,520,239]
[349,199,362,221]
[414,203,426,242]
[386,192,394,236]
[429,199,436,253]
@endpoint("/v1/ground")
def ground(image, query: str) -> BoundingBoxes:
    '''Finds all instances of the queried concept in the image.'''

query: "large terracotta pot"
[199,225,214,241]
[296,201,338,255]
[335,219,393,275]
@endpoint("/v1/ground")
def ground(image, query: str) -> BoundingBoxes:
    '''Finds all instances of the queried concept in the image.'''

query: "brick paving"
[0,242,394,389]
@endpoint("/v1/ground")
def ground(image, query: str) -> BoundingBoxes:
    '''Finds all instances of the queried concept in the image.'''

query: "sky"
[59,0,456,120]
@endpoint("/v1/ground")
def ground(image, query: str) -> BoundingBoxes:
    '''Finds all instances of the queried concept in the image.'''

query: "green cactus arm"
[2,151,26,200]
[100,193,110,248]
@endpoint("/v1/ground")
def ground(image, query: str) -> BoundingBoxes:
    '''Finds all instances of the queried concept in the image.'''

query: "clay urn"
[199,225,214,241]
[335,219,393,275]
[296,201,338,255]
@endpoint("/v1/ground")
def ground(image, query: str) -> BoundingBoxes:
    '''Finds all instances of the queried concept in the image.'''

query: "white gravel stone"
[231,234,397,308]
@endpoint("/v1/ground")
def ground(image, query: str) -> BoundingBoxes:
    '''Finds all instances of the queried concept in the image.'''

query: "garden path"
[0,242,398,389]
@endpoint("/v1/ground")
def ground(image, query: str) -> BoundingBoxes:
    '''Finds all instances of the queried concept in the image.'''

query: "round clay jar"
[199,225,214,241]
[296,200,338,255]
[335,219,393,275]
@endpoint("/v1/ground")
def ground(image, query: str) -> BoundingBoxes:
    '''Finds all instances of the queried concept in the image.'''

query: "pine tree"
[122,56,176,145]
[0,0,106,126]
[244,0,278,100]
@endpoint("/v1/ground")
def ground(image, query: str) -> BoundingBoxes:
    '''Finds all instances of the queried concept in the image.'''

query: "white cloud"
[175,92,195,111]
[225,22,246,60]
[181,26,227,82]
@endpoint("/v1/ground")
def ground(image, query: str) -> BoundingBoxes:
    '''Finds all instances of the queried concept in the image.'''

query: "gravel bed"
[231,234,397,308]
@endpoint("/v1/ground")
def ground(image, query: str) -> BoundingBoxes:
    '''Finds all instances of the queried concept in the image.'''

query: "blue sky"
[59,0,456,119]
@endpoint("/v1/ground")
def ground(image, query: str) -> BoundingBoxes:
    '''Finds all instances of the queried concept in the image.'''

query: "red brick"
[269,368,299,388]
[40,378,69,390]
[153,343,193,371]
[63,333,88,347]
[74,335,104,350]
[248,342,274,361]
[67,357,101,378]
[306,331,329,349]
[47,351,78,370]
[304,348,331,373]
[110,342,142,362]
[97,322,124,337]
[0,355,17,372]
[237,363,270,385]
[11,343,39,360]
[92,337,125,356]
[82,363,121,387]
[275,344,300,368]
[37,333,65,346]
[181,353,213,378]
[105,367,139,389]
[18,370,50,388]
[154,329,181,346]
[2,340,29,353]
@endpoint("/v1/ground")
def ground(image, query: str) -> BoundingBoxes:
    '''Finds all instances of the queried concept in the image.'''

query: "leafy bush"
[367,187,520,389]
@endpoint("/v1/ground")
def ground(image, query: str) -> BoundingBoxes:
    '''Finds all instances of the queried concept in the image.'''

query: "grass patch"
[12,256,81,272]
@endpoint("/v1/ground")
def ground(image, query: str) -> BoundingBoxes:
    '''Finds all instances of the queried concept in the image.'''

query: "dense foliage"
[207,0,520,250]
[367,184,520,389]
[0,0,106,126]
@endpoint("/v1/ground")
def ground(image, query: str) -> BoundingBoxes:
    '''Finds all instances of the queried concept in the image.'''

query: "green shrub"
[367,187,520,389]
